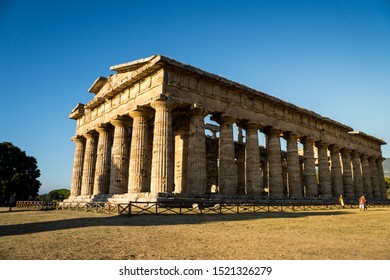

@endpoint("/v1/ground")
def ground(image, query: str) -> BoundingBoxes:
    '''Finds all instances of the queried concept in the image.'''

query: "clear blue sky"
[1,0,389,194]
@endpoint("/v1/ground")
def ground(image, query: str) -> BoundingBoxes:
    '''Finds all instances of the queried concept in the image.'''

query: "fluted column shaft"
[330,145,343,196]
[341,148,354,198]
[317,142,332,198]
[369,156,380,199]
[286,133,303,198]
[187,106,207,194]
[236,144,246,195]
[81,131,97,196]
[128,110,150,193]
[174,123,189,194]
[302,137,318,197]
[70,136,85,197]
[351,151,364,197]
[361,154,373,199]
[376,157,387,199]
[266,128,283,197]
[214,115,237,195]
[206,137,218,190]
[93,125,111,195]
[109,117,131,194]
[244,123,261,195]
[150,100,176,194]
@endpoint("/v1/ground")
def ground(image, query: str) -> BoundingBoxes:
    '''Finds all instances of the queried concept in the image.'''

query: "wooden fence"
[54,199,390,216]
[15,199,390,215]
[16,201,57,210]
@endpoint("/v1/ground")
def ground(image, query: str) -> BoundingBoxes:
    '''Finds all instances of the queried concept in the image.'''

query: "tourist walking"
[359,195,366,211]
[9,193,16,212]
[339,195,345,209]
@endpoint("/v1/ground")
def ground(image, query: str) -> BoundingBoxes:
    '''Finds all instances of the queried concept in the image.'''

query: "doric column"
[70,136,85,197]
[341,148,354,198]
[93,124,112,195]
[238,127,244,144]
[206,137,218,191]
[376,157,387,199]
[299,158,305,195]
[150,100,176,194]
[80,131,98,196]
[187,104,207,195]
[282,157,288,196]
[174,122,189,194]
[316,142,332,198]
[265,128,283,197]
[302,137,318,197]
[351,151,364,197]
[236,144,246,195]
[286,132,303,198]
[109,116,131,194]
[244,122,261,195]
[329,144,343,196]
[260,160,267,191]
[361,154,373,199]
[369,156,380,199]
[128,110,150,193]
[212,114,237,195]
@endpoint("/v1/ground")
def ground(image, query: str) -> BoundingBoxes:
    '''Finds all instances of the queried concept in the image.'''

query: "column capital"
[329,144,341,151]
[368,155,378,161]
[376,157,386,163]
[71,135,85,143]
[186,103,208,118]
[360,154,369,160]
[340,147,351,154]
[241,121,259,131]
[211,113,235,125]
[263,127,281,136]
[150,99,177,111]
[285,131,300,141]
[300,136,316,145]
[84,130,97,139]
[95,123,110,134]
[315,141,329,149]
[129,108,153,119]
[350,150,361,157]
[110,115,132,127]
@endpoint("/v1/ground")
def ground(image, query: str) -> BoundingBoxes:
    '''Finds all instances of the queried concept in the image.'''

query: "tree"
[385,177,390,199]
[0,142,41,203]
[47,189,70,202]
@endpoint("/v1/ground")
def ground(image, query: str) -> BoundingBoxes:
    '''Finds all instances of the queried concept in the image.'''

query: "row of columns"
[206,120,387,200]
[71,100,387,200]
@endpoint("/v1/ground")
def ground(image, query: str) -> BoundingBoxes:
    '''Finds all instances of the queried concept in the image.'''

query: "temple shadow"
[0,208,38,214]
[0,210,352,237]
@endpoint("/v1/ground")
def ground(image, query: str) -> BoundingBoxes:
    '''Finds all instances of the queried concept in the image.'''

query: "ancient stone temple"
[68,55,387,203]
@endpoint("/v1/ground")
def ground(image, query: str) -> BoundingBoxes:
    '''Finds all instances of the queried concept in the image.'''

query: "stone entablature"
[68,55,387,202]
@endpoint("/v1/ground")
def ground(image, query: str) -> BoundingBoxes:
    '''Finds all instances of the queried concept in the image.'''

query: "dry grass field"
[0,207,389,260]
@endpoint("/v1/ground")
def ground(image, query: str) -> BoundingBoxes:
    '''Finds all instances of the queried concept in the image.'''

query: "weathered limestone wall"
[68,55,387,202]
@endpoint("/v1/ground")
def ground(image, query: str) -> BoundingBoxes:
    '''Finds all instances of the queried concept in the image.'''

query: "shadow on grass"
[0,209,353,237]
[0,209,37,214]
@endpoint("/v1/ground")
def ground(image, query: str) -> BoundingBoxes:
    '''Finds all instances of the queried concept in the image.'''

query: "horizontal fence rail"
[57,202,120,214]
[16,201,57,210]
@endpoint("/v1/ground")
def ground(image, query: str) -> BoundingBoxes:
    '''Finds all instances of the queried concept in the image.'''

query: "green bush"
[47,189,70,202]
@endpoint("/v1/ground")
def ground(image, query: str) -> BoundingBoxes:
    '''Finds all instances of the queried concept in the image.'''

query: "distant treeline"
[36,189,70,202]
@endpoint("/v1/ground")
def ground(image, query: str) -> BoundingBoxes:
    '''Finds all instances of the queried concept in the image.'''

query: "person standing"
[359,195,366,211]
[9,193,16,211]
[339,195,345,209]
